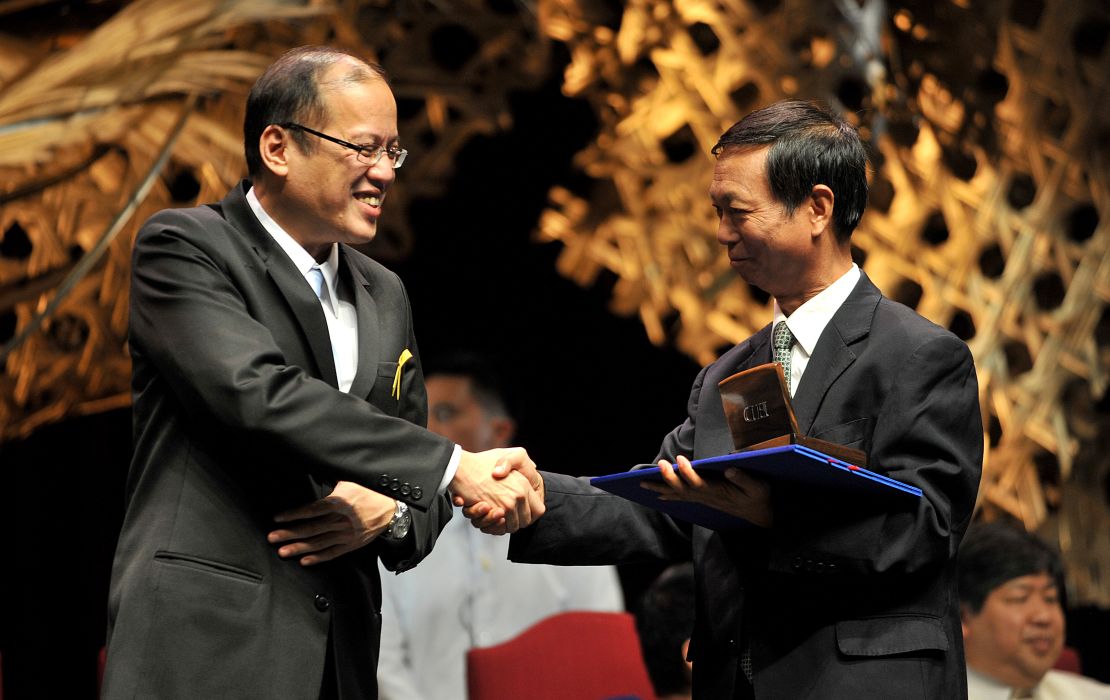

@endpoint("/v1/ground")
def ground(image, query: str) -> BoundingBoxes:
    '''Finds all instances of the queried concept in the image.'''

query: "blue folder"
[589,444,921,530]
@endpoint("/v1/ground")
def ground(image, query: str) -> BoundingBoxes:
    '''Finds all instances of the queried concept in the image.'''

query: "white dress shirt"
[772,264,861,397]
[245,187,462,489]
[967,667,1110,700]
[376,514,624,700]
[246,187,359,393]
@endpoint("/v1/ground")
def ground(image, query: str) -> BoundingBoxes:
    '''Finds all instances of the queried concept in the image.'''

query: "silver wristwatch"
[383,500,411,541]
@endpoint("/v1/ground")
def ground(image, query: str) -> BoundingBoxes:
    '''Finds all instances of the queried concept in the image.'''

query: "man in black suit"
[484,100,983,699]
[102,46,543,700]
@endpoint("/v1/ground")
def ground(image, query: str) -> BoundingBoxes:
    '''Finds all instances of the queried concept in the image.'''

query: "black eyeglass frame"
[280,122,408,169]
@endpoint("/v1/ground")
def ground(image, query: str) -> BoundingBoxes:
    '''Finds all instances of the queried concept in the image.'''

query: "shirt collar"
[246,186,339,299]
[966,667,1031,700]
[772,263,860,357]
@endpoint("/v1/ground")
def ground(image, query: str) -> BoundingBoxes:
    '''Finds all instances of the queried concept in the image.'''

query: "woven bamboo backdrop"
[0,0,1107,604]
[531,0,1110,605]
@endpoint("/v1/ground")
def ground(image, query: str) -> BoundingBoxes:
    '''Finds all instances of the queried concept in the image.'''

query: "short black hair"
[713,99,869,241]
[243,45,387,176]
[425,351,509,418]
[635,563,695,697]
[957,521,1064,614]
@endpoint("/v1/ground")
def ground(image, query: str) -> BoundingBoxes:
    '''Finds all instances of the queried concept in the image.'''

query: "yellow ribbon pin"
[392,349,413,400]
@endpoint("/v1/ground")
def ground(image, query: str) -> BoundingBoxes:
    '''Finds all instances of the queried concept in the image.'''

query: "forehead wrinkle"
[709,169,750,205]
[711,150,770,203]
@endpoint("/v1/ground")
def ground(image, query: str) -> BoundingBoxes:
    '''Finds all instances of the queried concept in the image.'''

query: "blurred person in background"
[635,563,696,700]
[959,521,1110,700]
[376,354,623,700]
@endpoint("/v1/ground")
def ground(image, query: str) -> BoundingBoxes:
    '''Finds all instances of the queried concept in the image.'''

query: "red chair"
[466,611,657,700]
[1055,646,1082,675]
[98,646,107,697]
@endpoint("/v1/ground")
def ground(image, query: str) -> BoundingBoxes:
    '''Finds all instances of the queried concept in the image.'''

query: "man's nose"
[1029,599,1060,624]
[716,219,737,246]
[365,157,396,186]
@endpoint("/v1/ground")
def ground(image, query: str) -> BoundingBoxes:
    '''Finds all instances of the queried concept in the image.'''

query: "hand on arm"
[268,481,396,566]
[641,455,774,528]
[450,447,545,535]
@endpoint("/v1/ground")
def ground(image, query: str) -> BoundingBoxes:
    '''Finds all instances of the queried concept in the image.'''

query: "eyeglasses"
[281,123,408,169]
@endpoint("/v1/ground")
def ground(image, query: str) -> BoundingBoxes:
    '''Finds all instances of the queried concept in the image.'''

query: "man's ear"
[960,604,974,640]
[808,184,835,238]
[490,416,516,448]
[258,124,292,178]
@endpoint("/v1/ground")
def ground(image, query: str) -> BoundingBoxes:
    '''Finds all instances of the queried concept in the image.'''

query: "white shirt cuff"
[437,444,462,495]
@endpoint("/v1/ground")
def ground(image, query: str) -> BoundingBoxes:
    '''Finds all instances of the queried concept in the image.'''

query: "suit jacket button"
[815,562,825,573]
[389,478,400,492]
[378,475,390,488]
[400,483,411,496]
[411,487,423,500]
[792,557,803,570]
[314,594,330,612]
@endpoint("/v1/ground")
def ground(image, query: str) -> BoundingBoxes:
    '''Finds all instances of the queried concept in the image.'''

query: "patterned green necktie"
[773,320,795,394]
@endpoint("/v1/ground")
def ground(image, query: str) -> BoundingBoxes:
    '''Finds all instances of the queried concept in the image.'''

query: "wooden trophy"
[717,362,867,467]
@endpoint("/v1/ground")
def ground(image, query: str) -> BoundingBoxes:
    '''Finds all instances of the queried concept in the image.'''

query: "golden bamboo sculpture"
[532,0,1110,605]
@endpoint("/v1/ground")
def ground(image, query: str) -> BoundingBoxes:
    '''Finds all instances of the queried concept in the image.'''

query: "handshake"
[268,447,544,566]
[450,447,545,535]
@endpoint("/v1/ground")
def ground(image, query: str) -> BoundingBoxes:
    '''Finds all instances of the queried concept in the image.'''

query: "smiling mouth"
[1024,638,1057,654]
[355,193,382,207]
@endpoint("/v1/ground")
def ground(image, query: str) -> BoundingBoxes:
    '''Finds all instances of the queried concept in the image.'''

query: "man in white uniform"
[960,522,1110,700]
[376,356,624,700]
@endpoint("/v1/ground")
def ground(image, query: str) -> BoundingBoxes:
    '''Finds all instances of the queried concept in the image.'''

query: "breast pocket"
[810,417,874,453]
[368,361,400,415]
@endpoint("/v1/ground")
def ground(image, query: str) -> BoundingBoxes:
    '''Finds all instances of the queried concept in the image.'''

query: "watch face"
[389,502,411,540]
[393,513,411,539]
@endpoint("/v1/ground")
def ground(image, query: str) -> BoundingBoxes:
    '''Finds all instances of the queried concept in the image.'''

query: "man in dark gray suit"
[102,46,543,700]
[480,100,983,699]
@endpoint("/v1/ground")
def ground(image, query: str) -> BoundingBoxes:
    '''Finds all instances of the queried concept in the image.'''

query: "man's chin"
[344,227,378,247]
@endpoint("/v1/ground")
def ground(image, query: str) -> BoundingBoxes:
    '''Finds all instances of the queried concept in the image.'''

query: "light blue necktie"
[307,265,333,315]
[307,266,325,298]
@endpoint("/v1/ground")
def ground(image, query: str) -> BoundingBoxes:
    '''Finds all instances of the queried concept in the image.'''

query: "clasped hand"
[267,447,544,565]
[641,455,774,528]
[451,447,545,536]
[268,480,395,566]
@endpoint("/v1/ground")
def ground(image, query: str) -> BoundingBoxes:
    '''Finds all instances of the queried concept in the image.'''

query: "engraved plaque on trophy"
[718,362,868,467]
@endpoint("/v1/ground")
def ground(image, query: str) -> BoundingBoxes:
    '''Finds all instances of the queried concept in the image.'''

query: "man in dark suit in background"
[102,45,543,700]
[486,100,983,699]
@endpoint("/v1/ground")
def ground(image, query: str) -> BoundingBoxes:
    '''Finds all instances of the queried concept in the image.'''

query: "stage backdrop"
[0,0,1107,610]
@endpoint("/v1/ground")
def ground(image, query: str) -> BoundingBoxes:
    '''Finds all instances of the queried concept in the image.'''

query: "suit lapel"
[222,181,338,388]
[694,327,771,459]
[744,325,774,370]
[343,248,381,400]
[791,274,881,434]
